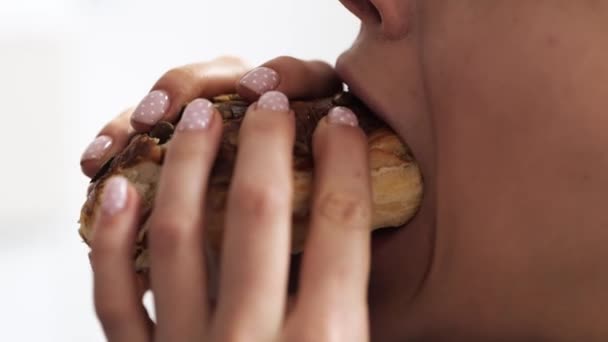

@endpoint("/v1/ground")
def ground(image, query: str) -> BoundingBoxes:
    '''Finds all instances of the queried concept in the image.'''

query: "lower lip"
[336,62,385,123]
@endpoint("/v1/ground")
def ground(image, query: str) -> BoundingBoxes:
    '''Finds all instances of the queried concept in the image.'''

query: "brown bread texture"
[78,93,423,271]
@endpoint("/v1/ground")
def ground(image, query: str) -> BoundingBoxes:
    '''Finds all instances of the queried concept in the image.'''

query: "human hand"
[79,56,341,179]
[87,57,370,341]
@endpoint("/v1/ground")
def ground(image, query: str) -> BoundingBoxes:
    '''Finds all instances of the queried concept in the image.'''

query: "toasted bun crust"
[79,93,423,271]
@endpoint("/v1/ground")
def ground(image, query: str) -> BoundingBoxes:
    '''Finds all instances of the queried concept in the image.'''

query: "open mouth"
[335,52,393,128]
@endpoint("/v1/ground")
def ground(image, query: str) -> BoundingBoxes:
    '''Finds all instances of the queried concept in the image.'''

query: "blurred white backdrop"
[0,1,358,340]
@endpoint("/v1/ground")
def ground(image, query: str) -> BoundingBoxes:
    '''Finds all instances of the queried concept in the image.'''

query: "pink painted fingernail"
[239,67,280,95]
[81,135,113,161]
[328,106,359,127]
[101,176,128,216]
[177,98,214,131]
[131,90,170,125]
[256,91,289,112]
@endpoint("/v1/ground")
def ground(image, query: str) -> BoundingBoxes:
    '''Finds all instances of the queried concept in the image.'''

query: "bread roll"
[78,93,423,272]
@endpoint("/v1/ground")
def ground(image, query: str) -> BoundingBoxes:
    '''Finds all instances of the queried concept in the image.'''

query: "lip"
[335,56,389,125]
[335,57,366,106]
[336,55,405,254]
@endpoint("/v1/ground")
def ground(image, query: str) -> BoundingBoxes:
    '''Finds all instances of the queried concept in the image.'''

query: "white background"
[0,1,358,340]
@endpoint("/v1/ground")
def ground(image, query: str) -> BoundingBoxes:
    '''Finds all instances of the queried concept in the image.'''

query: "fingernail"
[101,176,128,216]
[328,106,359,127]
[81,135,113,161]
[239,67,280,95]
[131,90,170,125]
[256,91,289,112]
[177,98,214,131]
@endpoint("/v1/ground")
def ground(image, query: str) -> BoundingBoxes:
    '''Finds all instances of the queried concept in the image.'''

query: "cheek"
[337,26,377,74]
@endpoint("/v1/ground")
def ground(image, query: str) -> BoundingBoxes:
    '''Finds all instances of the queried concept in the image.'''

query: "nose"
[339,0,381,23]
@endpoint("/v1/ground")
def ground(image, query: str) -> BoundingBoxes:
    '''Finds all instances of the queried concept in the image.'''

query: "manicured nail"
[328,106,359,127]
[239,67,280,95]
[81,135,113,161]
[256,91,289,112]
[177,98,214,131]
[101,176,128,216]
[131,90,170,125]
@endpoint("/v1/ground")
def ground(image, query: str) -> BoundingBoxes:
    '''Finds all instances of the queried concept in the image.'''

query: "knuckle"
[242,113,293,142]
[90,243,113,266]
[214,330,254,342]
[212,55,247,67]
[231,182,289,223]
[316,191,371,227]
[149,216,196,254]
[117,106,135,119]
[116,106,135,123]
[309,59,334,70]
[102,107,133,136]
[267,55,300,67]
[95,300,131,330]
[156,66,199,96]
[90,231,119,259]
[160,66,197,84]
[284,325,343,342]
[166,134,214,160]
[212,322,271,342]
[244,120,271,137]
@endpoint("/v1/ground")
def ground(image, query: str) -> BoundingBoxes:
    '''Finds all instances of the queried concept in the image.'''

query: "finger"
[290,107,371,340]
[212,91,294,341]
[147,99,222,341]
[81,108,136,178]
[90,176,152,342]
[130,56,249,131]
[237,56,343,101]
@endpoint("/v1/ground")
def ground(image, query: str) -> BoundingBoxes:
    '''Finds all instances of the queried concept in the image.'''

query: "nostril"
[341,0,382,23]
[366,0,382,22]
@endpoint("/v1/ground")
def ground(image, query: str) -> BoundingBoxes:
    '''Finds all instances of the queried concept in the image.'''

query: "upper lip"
[335,57,357,97]
[335,58,385,121]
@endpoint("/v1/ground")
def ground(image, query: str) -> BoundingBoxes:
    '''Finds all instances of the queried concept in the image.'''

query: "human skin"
[336,0,608,340]
[80,1,608,341]
[83,57,374,341]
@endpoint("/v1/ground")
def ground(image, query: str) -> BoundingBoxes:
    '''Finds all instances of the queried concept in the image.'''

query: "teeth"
[79,92,423,273]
